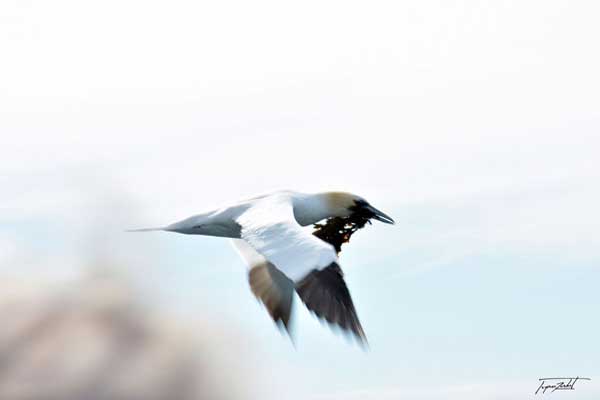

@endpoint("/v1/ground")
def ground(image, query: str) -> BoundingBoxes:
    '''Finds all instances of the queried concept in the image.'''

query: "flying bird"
[130,191,394,344]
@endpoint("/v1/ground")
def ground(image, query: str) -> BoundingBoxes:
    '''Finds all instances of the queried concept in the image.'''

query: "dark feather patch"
[296,263,367,344]
[311,211,371,254]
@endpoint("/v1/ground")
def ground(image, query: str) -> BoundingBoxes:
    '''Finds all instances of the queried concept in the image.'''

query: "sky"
[1,0,599,398]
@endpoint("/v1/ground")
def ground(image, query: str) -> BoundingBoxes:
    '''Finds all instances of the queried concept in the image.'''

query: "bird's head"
[326,192,395,224]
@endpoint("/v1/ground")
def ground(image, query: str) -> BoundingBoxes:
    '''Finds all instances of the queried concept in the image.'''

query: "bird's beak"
[365,204,395,224]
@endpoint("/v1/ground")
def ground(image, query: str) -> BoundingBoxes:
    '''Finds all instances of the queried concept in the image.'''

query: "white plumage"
[236,193,338,282]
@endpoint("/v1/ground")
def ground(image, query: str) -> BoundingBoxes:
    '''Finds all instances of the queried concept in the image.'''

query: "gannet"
[131,191,394,344]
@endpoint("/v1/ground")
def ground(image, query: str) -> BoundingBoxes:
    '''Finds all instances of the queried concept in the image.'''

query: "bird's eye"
[353,199,368,208]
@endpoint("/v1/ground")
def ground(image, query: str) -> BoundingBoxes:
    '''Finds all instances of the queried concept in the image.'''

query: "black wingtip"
[296,263,368,348]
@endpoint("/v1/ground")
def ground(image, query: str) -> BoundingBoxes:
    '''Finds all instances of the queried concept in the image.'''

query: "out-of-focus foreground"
[0,272,255,400]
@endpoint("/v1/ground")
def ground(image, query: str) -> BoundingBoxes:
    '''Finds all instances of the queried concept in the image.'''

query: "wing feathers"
[296,263,367,345]
[236,195,337,282]
[234,195,368,345]
[232,239,294,334]
[248,262,294,332]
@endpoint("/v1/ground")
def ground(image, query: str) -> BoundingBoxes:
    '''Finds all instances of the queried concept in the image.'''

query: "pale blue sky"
[2,0,599,398]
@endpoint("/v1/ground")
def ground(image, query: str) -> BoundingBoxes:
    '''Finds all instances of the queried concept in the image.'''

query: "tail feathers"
[126,227,165,232]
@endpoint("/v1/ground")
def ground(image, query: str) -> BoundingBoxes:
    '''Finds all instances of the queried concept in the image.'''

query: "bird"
[130,191,394,345]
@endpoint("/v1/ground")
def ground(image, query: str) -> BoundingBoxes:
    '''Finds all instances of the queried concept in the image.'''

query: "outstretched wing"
[236,195,367,344]
[231,239,294,334]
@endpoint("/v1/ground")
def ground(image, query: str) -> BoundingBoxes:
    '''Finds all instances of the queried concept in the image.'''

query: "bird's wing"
[231,239,294,333]
[236,195,367,343]
[236,195,337,282]
[296,262,367,344]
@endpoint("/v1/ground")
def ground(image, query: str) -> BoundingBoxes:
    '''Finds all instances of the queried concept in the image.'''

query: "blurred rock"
[0,273,253,400]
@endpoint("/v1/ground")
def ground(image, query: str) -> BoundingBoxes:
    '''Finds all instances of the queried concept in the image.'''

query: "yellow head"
[324,192,395,224]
